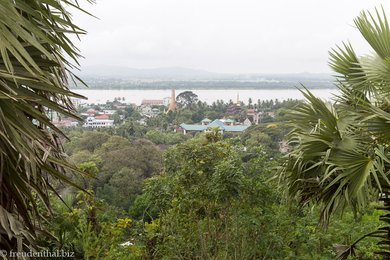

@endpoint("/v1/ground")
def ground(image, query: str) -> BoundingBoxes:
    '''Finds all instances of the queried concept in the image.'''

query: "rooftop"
[180,119,249,133]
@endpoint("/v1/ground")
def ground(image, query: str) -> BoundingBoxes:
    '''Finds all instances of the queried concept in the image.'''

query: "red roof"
[95,115,110,120]
[141,99,164,106]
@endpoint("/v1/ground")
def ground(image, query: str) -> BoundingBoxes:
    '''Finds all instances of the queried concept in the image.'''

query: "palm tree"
[282,8,390,258]
[0,0,91,250]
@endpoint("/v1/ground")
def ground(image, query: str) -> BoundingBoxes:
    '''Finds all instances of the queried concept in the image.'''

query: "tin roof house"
[179,119,249,135]
[83,116,114,128]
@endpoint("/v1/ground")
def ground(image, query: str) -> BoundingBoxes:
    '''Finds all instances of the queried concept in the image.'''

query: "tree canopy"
[176,90,199,108]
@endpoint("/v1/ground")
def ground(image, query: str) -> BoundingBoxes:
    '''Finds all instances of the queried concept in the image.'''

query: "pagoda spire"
[166,88,177,113]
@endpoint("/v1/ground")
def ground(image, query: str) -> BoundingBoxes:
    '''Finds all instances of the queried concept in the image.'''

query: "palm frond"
[0,0,92,250]
[355,7,390,60]
[282,7,390,257]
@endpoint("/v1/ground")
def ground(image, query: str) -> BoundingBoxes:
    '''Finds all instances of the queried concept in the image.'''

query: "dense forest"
[47,124,381,259]
[2,1,390,260]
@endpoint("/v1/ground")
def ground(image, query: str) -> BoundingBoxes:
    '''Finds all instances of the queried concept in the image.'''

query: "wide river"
[74,88,338,105]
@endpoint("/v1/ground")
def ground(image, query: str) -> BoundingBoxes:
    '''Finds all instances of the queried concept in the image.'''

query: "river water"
[74,88,338,105]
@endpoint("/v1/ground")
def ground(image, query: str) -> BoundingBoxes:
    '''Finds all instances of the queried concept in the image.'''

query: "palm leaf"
[282,7,390,257]
[0,0,92,250]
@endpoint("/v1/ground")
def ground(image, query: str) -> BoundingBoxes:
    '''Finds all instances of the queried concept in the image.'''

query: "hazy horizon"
[79,64,334,76]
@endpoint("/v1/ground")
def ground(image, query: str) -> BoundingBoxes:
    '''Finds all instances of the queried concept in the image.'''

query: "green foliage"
[204,110,220,120]
[42,191,142,259]
[98,138,162,178]
[98,167,143,210]
[176,90,199,108]
[45,124,384,259]
[65,131,111,154]
[145,129,189,145]
[134,133,382,258]
[174,108,194,124]
[141,135,282,258]
[65,131,163,212]
[0,0,94,250]
[70,150,94,165]
[282,7,390,258]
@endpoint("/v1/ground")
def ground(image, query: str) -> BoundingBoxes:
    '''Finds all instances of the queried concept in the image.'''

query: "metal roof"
[208,119,226,128]
[223,119,235,123]
[179,123,206,131]
[224,125,249,132]
[180,119,249,132]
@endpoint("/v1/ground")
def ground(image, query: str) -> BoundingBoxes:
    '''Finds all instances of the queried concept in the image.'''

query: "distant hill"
[72,65,335,89]
[77,66,220,80]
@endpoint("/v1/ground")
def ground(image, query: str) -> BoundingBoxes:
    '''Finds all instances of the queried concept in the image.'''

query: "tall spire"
[236,92,240,106]
[166,88,177,113]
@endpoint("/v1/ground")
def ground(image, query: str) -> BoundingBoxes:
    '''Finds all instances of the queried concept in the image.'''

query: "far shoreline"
[73,88,338,105]
[70,86,337,90]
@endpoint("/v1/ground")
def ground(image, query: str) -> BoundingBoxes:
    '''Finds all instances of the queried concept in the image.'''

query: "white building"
[139,106,160,118]
[53,118,79,128]
[141,99,164,106]
[83,116,114,128]
[102,109,117,115]
[70,97,84,108]
[163,97,171,106]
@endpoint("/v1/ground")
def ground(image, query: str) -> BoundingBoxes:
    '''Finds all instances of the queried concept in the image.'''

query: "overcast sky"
[72,0,389,74]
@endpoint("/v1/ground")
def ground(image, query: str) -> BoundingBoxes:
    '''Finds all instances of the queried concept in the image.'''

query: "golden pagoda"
[166,88,177,113]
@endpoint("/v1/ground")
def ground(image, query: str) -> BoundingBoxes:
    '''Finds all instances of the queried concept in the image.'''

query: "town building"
[178,119,250,135]
[70,97,84,109]
[139,106,160,118]
[95,114,110,120]
[201,118,211,125]
[52,117,79,128]
[85,108,97,116]
[243,118,252,126]
[227,93,242,115]
[220,119,235,126]
[246,108,260,124]
[141,99,165,107]
[163,97,171,106]
[102,109,117,115]
[83,116,114,128]
[246,109,275,124]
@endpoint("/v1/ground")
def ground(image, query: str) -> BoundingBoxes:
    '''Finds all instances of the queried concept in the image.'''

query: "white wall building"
[163,97,171,106]
[83,116,114,128]
[102,109,117,115]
